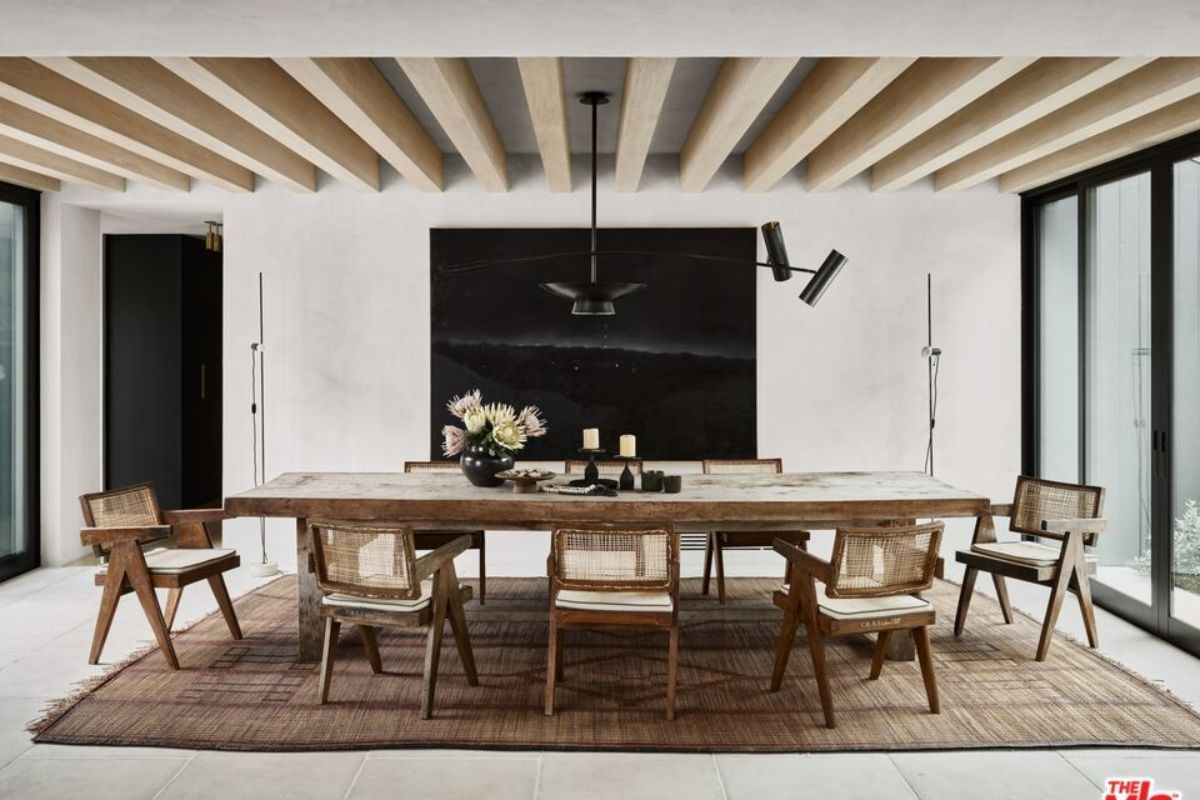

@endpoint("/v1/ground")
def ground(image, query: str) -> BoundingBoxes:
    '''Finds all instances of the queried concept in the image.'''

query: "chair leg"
[360,625,382,674]
[769,599,801,691]
[1070,568,1099,649]
[444,566,479,686]
[89,562,126,665]
[554,627,565,682]
[544,617,559,716]
[805,620,835,728]
[913,626,940,714]
[477,533,486,606]
[714,536,727,605]
[991,574,1014,624]
[420,575,449,719]
[701,533,714,596]
[318,617,340,703]
[666,625,679,721]
[953,566,978,637]
[163,587,183,630]
[1036,562,1075,662]
[870,630,893,680]
[207,574,243,640]
[124,549,180,670]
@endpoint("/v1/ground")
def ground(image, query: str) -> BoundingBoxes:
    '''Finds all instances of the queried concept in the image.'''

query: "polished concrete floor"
[1,555,1198,800]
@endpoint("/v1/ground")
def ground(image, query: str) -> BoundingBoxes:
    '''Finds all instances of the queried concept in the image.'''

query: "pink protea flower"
[441,424,466,457]
[446,389,482,420]
[517,405,548,438]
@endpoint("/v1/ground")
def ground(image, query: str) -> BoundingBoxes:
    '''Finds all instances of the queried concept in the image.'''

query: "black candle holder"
[614,455,637,491]
[570,448,617,489]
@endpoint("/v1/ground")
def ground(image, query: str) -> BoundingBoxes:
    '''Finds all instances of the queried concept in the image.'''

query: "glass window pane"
[1173,156,1200,629]
[0,198,27,563]
[1037,195,1079,482]
[1087,171,1153,605]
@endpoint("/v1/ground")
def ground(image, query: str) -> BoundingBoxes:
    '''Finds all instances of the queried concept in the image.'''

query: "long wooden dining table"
[225,470,991,661]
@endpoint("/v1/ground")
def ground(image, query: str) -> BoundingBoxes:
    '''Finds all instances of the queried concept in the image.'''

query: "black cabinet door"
[181,237,222,508]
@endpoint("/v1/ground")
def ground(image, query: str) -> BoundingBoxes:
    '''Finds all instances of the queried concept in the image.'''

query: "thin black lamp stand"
[248,271,279,577]
[923,273,942,476]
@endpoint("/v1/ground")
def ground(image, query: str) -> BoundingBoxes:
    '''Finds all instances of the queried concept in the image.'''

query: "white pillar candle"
[619,434,637,458]
[582,428,600,450]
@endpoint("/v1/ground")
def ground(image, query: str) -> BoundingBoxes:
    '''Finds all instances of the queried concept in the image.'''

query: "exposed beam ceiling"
[0,57,253,191]
[516,58,571,193]
[276,57,442,192]
[0,96,190,190]
[613,57,676,192]
[1000,94,1200,193]
[0,161,59,192]
[679,57,799,191]
[743,57,913,192]
[936,58,1200,191]
[36,56,317,192]
[872,57,1149,191]
[158,57,381,191]
[805,58,1034,191]
[396,58,507,192]
[0,131,124,190]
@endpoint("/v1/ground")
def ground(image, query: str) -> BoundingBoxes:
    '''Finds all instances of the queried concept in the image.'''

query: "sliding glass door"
[1025,131,1200,654]
[0,183,37,582]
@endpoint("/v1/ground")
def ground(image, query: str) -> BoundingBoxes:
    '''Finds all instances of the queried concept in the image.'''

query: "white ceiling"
[1,0,1198,56]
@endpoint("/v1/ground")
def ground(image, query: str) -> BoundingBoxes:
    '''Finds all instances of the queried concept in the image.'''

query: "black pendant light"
[539,92,644,316]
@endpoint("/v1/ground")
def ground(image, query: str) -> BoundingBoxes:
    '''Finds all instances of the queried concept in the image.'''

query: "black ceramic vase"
[460,443,514,487]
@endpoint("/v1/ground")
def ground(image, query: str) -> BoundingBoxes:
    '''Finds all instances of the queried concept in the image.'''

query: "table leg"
[295,517,324,661]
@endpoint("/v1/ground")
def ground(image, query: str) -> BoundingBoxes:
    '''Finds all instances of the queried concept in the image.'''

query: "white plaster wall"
[40,157,1022,573]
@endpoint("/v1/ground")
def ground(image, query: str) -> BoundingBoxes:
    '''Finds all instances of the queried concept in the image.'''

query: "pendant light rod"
[583,91,609,284]
[442,249,820,275]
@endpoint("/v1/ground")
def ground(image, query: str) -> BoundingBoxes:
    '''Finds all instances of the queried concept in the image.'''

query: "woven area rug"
[32,576,1200,752]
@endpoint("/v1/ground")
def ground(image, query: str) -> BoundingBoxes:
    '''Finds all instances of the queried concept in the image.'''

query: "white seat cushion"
[96,547,235,575]
[556,589,673,613]
[322,581,434,613]
[971,540,1099,567]
[780,581,931,620]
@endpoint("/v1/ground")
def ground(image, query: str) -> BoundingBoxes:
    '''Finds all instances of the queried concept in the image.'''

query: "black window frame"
[0,181,40,583]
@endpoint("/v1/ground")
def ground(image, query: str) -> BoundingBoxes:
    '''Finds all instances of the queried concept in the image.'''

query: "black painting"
[430,228,757,460]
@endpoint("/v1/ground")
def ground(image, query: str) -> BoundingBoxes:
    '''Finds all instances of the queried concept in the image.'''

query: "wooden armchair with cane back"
[771,522,944,728]
[308,519,478,719]
[545,522,681,720]
[701,458,810,604]
[954,475,1106,661]
[80,482,241,669]
[404,461,488,604]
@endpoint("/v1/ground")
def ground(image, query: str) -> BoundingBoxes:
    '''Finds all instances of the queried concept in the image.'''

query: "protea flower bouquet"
[442,389,548,486]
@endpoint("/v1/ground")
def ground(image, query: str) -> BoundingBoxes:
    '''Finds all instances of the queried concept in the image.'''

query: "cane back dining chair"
[80,482,242,669]
[404,461,488,604]
[545,522,681,720]
[954,475,1106,661]
[702,459,810,604]
[771,522,944,728]
[308,519,479,719]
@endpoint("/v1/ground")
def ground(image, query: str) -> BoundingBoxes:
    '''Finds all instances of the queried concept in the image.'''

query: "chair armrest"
[80,525,171,547]
[412,534,473,583]
[773,537,833,583]
[989,503,1013,517]
[162,508,230,525]
[1041,518,1107,535]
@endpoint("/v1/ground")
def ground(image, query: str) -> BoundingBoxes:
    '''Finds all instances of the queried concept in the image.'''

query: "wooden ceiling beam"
[516,57,571,193]
[0,132,123,191]
[0,57,252,191]
[936,58,1200,191]
[614,57,676,193]
[680,57,799,192]
[1000,95,1200,193]
[395,58,507,192]
[158,57,380,191]
[744,58,913,192]
[873,57,1148,191]
[0,161,59,192]
[37,57,316,192]
[0,96,189,191]
[276,57,442,192]
[805,57,1034,192]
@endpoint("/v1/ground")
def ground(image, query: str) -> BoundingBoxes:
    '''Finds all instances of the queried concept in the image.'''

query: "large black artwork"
[429,228,757,460]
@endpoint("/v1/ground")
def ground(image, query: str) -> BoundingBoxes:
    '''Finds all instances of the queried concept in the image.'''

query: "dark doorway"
[104,234,222,510]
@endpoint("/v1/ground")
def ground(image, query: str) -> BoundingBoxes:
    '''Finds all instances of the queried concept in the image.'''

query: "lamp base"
[248,561,280,578]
